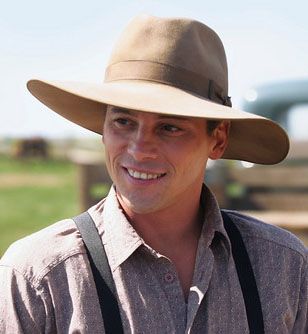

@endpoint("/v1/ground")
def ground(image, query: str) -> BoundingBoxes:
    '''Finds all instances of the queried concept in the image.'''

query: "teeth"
[127,168,163,180]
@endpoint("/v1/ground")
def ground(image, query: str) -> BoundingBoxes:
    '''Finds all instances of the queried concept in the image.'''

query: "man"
[0,14,307,333]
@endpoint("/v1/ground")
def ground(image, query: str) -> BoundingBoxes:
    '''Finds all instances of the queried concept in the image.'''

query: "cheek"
[103,127,120,153]
[176,144,209,177]
[165,143,205,175]
[103,130,127,171]
[102,143,113,177]
[102,132,116,169]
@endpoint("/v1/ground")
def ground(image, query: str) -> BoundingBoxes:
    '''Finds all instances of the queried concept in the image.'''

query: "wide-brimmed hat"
[27,14,289,164]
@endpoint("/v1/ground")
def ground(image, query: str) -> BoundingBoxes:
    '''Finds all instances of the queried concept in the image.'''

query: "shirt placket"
[185,247,214,333]
[150,254,187,333]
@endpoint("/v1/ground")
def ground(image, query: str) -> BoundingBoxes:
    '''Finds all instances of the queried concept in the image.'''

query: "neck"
[117,185,204,300]
[117,186,204,256]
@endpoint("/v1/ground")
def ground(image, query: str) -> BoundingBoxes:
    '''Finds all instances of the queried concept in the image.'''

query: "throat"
[118,193,204,300]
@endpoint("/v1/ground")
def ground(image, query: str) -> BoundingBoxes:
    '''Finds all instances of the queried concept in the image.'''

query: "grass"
[1,155,307,257]
[0,155,79,256]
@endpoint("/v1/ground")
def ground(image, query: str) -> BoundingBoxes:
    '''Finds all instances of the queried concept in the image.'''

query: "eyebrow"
[109,108,133,115]
[109,107,190,121]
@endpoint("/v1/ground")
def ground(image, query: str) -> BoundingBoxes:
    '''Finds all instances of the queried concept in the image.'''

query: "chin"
[119,194,163,215]
[125,201,158,215]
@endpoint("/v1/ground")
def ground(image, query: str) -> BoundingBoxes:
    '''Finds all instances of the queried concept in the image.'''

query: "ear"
[209,121,230,160]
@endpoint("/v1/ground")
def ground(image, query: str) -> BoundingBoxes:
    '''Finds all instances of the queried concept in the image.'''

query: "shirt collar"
[199,184,231,253]
[89,186,143,271]
[89,184,231,271]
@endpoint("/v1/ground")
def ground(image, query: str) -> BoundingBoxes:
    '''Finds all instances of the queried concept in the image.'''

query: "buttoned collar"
[88,184,231,272]
[199,184,231,250]
[89,186,143,271]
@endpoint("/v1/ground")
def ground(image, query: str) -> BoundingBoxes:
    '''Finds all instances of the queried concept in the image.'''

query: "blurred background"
[1,0,308,255]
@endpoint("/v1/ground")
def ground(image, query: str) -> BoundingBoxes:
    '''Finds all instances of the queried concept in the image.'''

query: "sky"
[1,0,308,138]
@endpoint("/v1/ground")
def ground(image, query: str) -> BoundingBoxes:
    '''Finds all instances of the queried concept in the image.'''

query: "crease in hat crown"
[104,14,231,106]
[26,14,290,165]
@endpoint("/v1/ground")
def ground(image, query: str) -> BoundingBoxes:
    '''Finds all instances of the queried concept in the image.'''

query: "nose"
[127,127,158,161]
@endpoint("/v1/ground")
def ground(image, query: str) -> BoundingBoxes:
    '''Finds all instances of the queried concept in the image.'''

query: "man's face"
[103,105,228,215]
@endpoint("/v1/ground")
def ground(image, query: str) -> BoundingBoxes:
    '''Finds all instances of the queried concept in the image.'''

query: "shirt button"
[164,273,174,283]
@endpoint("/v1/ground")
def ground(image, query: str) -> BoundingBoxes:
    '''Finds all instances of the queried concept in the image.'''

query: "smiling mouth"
[126,168,166,180]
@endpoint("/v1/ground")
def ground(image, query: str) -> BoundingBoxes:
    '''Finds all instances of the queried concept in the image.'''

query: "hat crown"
[107,14,229,96]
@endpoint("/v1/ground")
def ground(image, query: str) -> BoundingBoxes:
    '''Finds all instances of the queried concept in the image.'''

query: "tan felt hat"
[27,14,289,164]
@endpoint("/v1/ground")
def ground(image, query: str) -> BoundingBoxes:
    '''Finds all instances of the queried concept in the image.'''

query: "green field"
[0,155,79,256]
[1,155,307,257]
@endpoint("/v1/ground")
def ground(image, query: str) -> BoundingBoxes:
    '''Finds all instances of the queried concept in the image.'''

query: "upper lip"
[126,168,166,180]
[123,166,166,175]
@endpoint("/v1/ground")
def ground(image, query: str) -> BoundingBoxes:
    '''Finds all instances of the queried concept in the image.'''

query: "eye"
[113,118,132,127]
[161,124,182,134]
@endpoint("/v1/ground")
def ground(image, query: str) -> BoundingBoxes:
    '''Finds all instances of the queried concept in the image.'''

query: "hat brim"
[27,79,289,165]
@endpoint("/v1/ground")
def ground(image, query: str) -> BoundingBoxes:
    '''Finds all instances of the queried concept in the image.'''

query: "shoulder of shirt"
[224,210,308,260]
[0,217,85,286]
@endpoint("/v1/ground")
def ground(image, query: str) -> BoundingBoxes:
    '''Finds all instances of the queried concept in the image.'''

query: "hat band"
[105,61,232,107]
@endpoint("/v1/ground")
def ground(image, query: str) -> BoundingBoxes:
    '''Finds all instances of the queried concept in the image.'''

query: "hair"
[206,120,222,134]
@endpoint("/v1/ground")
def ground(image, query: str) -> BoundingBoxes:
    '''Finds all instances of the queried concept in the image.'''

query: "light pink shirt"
[0,186,307,333]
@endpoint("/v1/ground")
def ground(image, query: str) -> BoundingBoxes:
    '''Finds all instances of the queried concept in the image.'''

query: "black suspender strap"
[221,210,265,334]
[73,210,264,334]
[73,212,124,334]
